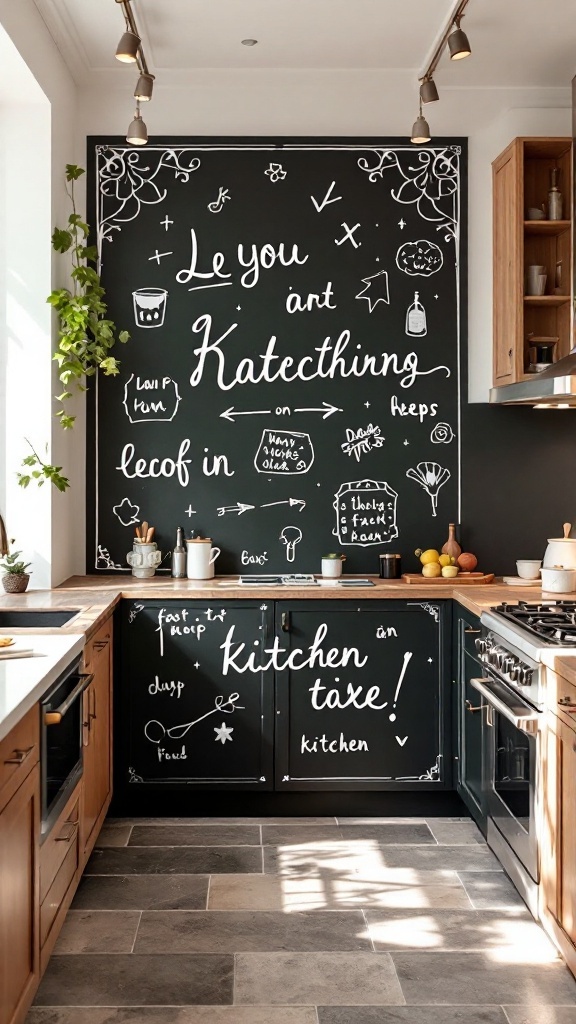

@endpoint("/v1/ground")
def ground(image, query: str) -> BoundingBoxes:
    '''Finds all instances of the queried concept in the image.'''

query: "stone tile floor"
[26,816,576,1024]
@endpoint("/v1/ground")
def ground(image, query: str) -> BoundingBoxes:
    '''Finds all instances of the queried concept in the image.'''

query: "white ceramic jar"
[186,538,221,579]
[541,566,576,593]
[543,537,576,569]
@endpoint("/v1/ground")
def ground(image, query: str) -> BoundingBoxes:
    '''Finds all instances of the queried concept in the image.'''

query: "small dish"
[503,576,541,586]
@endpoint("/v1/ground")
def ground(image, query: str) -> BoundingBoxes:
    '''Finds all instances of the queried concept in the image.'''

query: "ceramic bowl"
[541,566,576,594]
[527,208,545,220]
[516,559,542,579]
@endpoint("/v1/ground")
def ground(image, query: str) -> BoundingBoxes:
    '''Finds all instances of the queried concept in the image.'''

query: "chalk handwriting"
[123,373,181,423]
[202,449,235,477]
[333,479,398,547]
[176,228,308,291]
[391,396,438,421]
[388,651,413,721]
[286,282,336,313]
[158,745,187,761]
[242,550,269,566]
[116,439,191,487]
[341,423,384,462]
[221,622,368,675]
[376,626,398,639]
[255,429,314,475]
[148,676,185,699]
[208,187,231,213]
[301,733,368,753]
[221,404,341,421]
[335,222,361,248]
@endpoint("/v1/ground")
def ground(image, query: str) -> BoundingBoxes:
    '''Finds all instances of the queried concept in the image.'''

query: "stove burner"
[491,600,576,645]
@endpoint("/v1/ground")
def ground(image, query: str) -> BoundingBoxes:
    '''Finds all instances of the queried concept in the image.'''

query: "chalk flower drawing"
[113,497,140,527]
[396,239,443,277]
[96,146,201,250]
[96,545,123,570]
[265,162,287,182]
[357,146,459,241]
[355,270,390,311]
[430,422,455,444]
[406,462,451,517]
[341,424,385,462]
[214,722,234,744]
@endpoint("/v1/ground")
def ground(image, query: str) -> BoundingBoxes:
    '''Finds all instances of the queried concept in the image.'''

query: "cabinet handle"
[90,686,97,721]
[4,745,34,765]
[558,698,576,712]
[464,628,481,635]
[281,611,290,633]
[55,821,78,843]
[45,672,94,725]
[93,636,110,651]
[465,700,484,713]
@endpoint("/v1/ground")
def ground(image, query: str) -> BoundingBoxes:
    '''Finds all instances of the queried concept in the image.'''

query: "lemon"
[418,548,440,565]
[441,565,459,578]
[422,562,442,578]
[438,553,451,567]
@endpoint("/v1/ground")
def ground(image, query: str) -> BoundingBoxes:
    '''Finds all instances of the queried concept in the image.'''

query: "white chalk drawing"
[335,222,361,248]
[419,754,442,781]
[341,424,385,462]
[311,180,342,212]
[128,603,145,624]
[128,767,143,783]
[218,498,306,517]
[405,291,427,336]
[265,162,287,182]
[133,287,168,328]
[408,601,440,624]
[220,407,271,422]
[261,498,306,512]
[96,146,201,250]
[148,250,173,264]
[280,526,302,562]
[293,403,342,419]
[406,462,451,517]
[123,373,181,423]
[221,404,341,422]
[355,270,390,311]
[217,503,256,517]
[396,240,443,277]
[254,429,314,475]
[388,651,413,722]
[144,693,244,745]
[112,497,140,527]
[396,736,408,747]
[357,146,460,241]
[185,505,197,517]
[333,480,398,547]
[161,215,173,231]
[430,422,455,444]
[398,218,406,230]
[214,722,234,744]
[208,187,231,213]
[96,545,123,570]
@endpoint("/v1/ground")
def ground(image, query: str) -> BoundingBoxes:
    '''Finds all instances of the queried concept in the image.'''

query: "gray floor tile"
[73,874,209,911]
[338,824,435,845]
[503,1010,576,1024]
[318,1008,508,1024]
[352,846,501,872]
[234,951,404,1005]
[109,817,335,826]
[95,825,133,847]
[391,952,576,1004]
[426,821,485,845]
[336,819,427,826]
[53,911,140,953]
[129,825,261,847]
[26,1009,318,1024]
[135,910,371,953]
[34,954,233,1006]
[263,841,387,877]
[458,872,526,910]
[85,846,262,875]
[261,825,343,845]
[365,908,555,954]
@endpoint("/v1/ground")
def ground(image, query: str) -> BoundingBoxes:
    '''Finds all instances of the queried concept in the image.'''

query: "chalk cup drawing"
[341,424,385,462]
[406,462,451,517]
[430,422,455,444]
[355,270,390,311]
[214,722,234,744]
[405,291,427,336]
[208,187,231,213]
[144,693,244,745]
[113,497,140,527]
[280,526,302,562]
[133,287,168,328]
[396,240,443,277]
[254,429,314,475]
[265,162,287,182]
[333,480,398,547]
[123,373,181,423]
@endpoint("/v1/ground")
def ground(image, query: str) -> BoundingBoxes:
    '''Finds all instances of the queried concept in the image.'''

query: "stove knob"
[509,665,520,681]
[503,656,515,674]
[475,638,483,654]
[521,668,533,686]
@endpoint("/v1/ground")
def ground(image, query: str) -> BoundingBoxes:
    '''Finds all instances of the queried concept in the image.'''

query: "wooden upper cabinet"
[492,137,572,388]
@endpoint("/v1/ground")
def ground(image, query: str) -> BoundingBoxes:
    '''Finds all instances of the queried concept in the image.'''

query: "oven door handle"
[45,673,94,725]
[470,676,540,734]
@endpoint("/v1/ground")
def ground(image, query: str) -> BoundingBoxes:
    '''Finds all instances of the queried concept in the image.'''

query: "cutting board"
[401,572,495,585]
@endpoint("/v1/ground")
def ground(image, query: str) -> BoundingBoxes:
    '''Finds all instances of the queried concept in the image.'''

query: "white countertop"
[0,634,85,742]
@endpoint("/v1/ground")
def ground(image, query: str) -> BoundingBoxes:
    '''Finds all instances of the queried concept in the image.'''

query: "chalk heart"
[123,372,181,424]
[396,735,408,746]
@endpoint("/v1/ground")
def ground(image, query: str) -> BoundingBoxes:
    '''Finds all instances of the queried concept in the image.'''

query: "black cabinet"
[275,600,451,790]
[116,600,275,793]
[454,606,486,830]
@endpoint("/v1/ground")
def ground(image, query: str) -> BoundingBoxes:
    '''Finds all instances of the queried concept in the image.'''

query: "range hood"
[489,349,576,407]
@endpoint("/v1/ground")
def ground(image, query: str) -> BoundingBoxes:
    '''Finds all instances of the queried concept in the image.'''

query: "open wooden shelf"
[524,295,571,306]
[524,220,571,236]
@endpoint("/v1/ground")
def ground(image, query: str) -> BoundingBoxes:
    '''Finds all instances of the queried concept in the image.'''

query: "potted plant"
[0,543,32,594]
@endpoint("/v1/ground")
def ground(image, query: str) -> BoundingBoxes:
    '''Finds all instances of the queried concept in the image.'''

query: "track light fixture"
[411,102,431,145]
[448,18,472,60]
[116,29,140,63]
[411,0,473,142]
[115,1,155,144]
[126,104,148,145]
[420,77,439,104]
[135,72,155,102]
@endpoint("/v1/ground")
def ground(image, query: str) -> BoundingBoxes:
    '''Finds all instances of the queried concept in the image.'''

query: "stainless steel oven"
[41,659,93,838]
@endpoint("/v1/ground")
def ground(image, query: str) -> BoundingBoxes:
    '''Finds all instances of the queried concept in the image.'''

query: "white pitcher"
[186,538,220,579]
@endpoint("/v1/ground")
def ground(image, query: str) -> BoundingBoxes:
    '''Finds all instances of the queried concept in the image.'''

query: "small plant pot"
[2,573,30,594]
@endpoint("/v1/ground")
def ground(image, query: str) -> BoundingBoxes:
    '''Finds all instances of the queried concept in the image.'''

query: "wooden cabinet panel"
[0,764,39,1024]
[81,616,113,861]
[541,711,576,956]
[493,142,522,385]
[0,706,39,810]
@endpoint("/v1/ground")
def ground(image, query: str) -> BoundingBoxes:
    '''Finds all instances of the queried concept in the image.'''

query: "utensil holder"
[127,541,162,578]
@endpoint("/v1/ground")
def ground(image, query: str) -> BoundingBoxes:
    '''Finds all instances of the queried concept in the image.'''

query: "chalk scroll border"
[92,142,462,571]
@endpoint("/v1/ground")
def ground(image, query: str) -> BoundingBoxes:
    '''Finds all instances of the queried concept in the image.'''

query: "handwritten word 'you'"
[176,228,309,290]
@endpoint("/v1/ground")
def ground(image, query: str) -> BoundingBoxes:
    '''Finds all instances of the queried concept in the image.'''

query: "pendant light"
[127,104,148,145]
[411,102,431,145]
[134,72,155,101]
[448,18,471,60]
[116,28,141,63]
[420,77,439,104]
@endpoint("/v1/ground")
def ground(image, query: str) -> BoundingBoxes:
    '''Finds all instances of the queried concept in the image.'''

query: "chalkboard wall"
[87,137,465,575]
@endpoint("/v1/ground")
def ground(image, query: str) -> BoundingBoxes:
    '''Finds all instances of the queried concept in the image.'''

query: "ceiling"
[33,0,576,88]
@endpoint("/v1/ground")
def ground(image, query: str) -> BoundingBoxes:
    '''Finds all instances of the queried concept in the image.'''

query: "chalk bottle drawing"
[406,292,427,337]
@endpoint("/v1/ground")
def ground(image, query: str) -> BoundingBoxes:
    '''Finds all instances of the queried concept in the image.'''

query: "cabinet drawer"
[40,840,78,948]
[82,618,113,673]
[0,706,39,809]
[40,794,79,903]
[460,617,482,658]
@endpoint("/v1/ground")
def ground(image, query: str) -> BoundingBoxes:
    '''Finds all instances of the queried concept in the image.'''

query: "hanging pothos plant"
[18,164,129,492]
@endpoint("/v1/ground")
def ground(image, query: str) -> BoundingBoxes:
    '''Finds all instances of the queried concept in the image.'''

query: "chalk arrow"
[261,498,306,512]
[311,180,342,213]
[220,407,271,423]
[293,402,343,420]
[217,503,255,517]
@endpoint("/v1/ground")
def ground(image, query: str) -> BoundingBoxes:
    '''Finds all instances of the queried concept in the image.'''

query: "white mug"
[186,539,221,580]
[321,556,346,578]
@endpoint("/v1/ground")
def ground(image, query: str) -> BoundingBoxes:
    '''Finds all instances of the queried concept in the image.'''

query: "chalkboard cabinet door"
[117,601,274,791]
[454,607,486,831]
[275,600,451,790]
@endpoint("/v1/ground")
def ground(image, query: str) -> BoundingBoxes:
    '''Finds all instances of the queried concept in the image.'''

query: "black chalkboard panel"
[117,599,274,792]
[275,600,451,790]
[87,137,466,575]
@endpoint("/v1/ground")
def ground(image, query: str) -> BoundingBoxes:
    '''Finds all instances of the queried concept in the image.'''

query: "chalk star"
[148,249,173,264]
[194,661,200,670]
[355,270,390,312]
[403,439,410,446]
[434,294,439,299]
[365,401,371,408]
[375,257,380,262]
[214,722,234,744]
[399,219,406,229]
[161,216,173,231]
[428,657,433,663]
[186,505,197,516]
[236,305,241,311]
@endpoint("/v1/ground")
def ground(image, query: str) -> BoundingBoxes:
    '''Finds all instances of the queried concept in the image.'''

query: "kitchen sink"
[0,610,79,627]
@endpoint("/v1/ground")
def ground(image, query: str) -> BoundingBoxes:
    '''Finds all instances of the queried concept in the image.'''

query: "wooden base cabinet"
[540,710,576,975]
[454,607,486,832]
[80,618,113,864]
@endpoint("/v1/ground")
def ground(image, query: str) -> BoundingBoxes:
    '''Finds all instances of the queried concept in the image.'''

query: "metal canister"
[379,553,401,579]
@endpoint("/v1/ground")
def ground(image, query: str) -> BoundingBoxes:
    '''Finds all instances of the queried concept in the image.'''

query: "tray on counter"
[401,572,495,585]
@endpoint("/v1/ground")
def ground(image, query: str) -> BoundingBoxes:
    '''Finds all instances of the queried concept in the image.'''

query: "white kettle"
[543,522,576,569]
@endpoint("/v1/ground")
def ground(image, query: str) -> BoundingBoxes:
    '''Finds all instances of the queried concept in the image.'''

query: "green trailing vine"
[18,164,129,491]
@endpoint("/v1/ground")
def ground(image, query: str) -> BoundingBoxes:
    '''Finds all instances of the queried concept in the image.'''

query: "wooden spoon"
[564,522,572,539]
